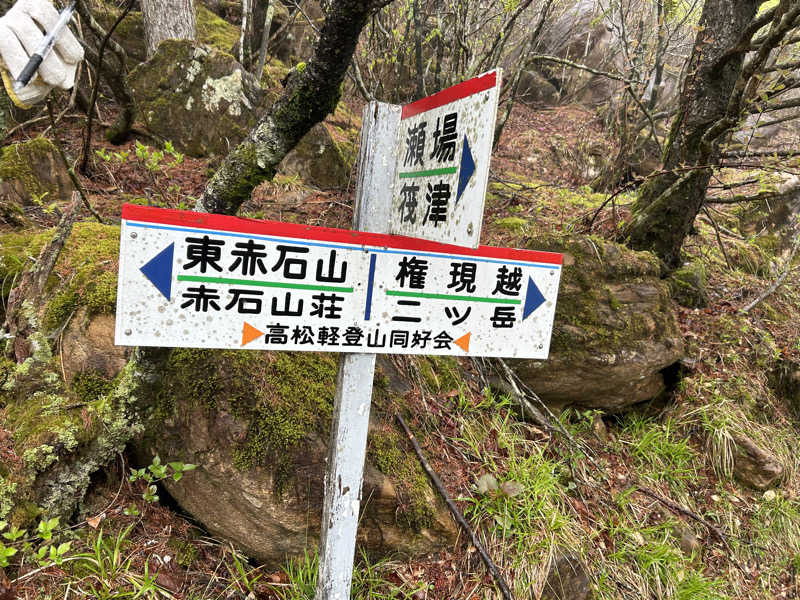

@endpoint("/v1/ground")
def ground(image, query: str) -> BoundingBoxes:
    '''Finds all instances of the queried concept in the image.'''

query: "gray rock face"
[0,138,75,224]
[541,552,593,600]
[510,236,684,411]
[732,435,784,490]
[129,41,269,157]
[135,350,457,567]
[129,40,350,188]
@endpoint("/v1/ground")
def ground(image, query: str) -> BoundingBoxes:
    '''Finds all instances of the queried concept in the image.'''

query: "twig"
[46,101,104,223]
[701,206,732,270]
[637,486,732,548]
[395,414,514,600]
[78,0,135,174]
[739,231,800,313]
[527,54,635,84]
[495,358,597,461]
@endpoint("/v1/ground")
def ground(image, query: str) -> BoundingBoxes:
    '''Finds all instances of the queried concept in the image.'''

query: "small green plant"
[129,456,195,503]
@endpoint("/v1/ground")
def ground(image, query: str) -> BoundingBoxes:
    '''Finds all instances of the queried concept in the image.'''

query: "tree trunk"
[624,0,761,270]
[141,0,197,59]
[197,0,386,215]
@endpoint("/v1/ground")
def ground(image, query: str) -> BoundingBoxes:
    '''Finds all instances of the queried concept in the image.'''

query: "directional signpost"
[116,204,562,357]
[116,72,560,600]
[391,69,501,248]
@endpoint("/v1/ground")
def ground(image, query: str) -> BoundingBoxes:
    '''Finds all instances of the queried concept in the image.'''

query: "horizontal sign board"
[115,204,562,358]
[390,69,501,248]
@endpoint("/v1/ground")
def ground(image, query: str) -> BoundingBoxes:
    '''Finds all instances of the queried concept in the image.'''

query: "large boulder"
[134,349,457,566]
[129,40,351,188]
[0,138,75,226]
[94,4,240,68]
[509,235,684,411]
[129,41,271,157]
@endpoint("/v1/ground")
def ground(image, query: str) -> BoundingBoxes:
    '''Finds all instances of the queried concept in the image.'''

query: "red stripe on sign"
[121,204,563,266]
[401,70,499,120]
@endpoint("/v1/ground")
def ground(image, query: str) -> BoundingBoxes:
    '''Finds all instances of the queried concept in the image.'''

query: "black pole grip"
[16,54,44,89]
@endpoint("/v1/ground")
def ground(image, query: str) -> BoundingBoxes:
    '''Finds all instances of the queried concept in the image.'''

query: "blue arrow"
[140,243,174,300]
[456,136,475,203]
[523,277,546,320]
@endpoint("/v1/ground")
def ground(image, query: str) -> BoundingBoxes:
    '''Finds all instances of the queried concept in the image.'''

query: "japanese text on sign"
[390,69,501,248]
[116,204,562,359]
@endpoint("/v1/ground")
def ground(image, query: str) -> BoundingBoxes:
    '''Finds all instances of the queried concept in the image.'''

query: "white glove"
[0,0,83,108]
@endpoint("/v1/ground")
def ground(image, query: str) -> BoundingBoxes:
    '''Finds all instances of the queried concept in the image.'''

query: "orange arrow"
[241,322,264,346]
[454,332,471,352]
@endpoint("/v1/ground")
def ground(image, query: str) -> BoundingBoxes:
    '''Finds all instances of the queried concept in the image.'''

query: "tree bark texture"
[624,0,761,270]
[141,0,197,59]
[75,0,137,144]
[197,0,389,216]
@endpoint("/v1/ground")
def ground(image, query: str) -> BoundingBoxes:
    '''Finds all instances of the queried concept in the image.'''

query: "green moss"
[41,222,120,331]
[368,429,435,530]
[84,271,117,315]
[668,261,709,308]
[197,5,239,53]
[418,356,462,393]
[166,537,199,568]
[0,138,57,200]
[43,291,79,331]
[607,286,621,311]
[295,61,307,74]
[494,216,529,232]
[157,350,337,492]
[0,230,49,299]
[71,371,114,405]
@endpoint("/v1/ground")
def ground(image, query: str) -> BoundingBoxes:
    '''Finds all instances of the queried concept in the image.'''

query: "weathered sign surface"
[390,69,502,248]
[116,203,562,358]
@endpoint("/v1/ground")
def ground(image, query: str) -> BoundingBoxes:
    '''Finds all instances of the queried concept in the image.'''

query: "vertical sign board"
[391,69,502,248]
[115,203,563,358]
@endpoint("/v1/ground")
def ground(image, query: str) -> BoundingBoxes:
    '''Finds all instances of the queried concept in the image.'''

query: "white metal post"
[314,102,401,600]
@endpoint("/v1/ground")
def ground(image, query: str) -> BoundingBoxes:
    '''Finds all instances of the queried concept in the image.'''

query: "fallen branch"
[5,193,81,360]
[395,414,514,600]
[739,231,800,314]
[637,485,727,542]
[46,101,104,224]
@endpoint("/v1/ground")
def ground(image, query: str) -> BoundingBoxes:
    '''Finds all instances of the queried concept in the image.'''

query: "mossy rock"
[0,330,145,525]
[0,229,50,300]
[276,123,351,189]
[0,138,74,221]
[508,234,684,411]
[0,221,141,525]
[134,349,456,566]
[729,241,773,277]
[668,261,709,308]
[95,5,239,67]
[40,222,121,333]
[129,40,269,157]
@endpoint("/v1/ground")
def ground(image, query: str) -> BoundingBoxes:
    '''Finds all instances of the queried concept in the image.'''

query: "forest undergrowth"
[2,89,800,600]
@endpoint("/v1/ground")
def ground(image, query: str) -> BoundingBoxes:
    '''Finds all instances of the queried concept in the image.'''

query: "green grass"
[269,550,424,599]
[619,415,697,488]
